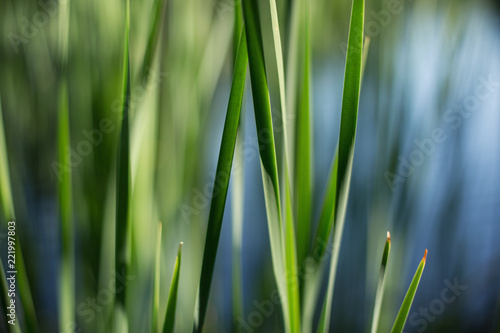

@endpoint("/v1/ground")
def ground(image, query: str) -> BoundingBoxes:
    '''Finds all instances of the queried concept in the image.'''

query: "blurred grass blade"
[242,0,291,330]
[370,232,391,333]
[294,0,312,270]
[162,242,183,333]
[390,249,428,333]
[264,2,301,329]
[194,30,247,332]
[0,98,14,220]
[283,174,301,332]
[231,129,244,324]
[317,0,365,330]
[57,0,75,329]
[115,0,131,326]
[0,100,37,332]
[140,0,168,81]
[152,223,162,333]
[231,3,245,325]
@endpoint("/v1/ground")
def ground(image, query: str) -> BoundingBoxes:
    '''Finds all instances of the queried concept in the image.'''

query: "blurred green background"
[0,0,500,332]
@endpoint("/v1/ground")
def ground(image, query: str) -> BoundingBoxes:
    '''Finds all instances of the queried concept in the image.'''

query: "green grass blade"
[162,242,183,333]
[390,250,428,333]
[311,147,338,261]
[316,0,365,330]
[152,223,162,333]
[0,99,14,221]
[370,232,391,333]
[242,0,291,330]
[115,0,131,322]
[194,31,247,333]
[294,0,312,270]
[231,3,245,325]
[283,173,301,333]
[140,0,168,81]
[57,0,74,329]
[0,100,37,333]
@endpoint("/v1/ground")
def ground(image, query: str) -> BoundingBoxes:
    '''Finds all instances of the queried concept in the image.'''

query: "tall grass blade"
[152,223,162,333]
[390,249,428,333]
[264,2,302,330]
[57,0,75,329]
[283,176,301,333]
[316,0,365,330]
[370,231,391,333]
[162,242,183,333]
[311,147,338,261]
[115,0,131,328]
[242,0,292,330]
[293,0,312,270]
[194,30,248,332]
[231,3,245,325]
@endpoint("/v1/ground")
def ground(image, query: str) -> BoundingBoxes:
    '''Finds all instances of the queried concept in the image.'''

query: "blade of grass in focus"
[283,175,301,333]
[390,250,428,333]
[316,0,365,330]
[242,0,302,331]
[57,0,75,329]
[152,223,162,333]
[162,242,183,333]
[370,232,391,333]
[115,0,131,329]
[194,30,247,333]
[242,0,286,326]
[293,0,312,272]
[264,2,301,330]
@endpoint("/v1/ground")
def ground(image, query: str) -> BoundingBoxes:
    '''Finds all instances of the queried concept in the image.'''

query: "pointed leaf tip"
[422,249,428,263]
[387,231,391,242]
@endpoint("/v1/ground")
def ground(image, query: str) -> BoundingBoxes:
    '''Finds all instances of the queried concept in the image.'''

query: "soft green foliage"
[114,0,131,317]
[163,243,183,333]
[57,0,74,329]
[391,250,428,333]
[194,30,247,332]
